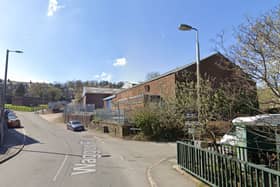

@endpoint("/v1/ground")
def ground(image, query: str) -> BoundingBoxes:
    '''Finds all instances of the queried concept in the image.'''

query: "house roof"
[116,52,226,95]
[82,87,121,97]
[232,114,280,126]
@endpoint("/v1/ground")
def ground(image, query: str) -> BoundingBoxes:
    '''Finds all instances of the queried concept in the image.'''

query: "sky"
[0,0,279,83]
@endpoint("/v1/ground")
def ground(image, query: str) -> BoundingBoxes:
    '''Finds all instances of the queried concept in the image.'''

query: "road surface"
[0,112,196,187]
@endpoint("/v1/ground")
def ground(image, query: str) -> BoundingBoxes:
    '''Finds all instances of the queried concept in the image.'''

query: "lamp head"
[179,24,193,31]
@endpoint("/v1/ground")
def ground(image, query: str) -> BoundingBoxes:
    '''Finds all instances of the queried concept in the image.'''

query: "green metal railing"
[177,141,280,187]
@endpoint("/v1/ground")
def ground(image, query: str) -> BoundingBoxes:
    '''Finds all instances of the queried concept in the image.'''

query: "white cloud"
[94,72,112,81]
[47,0,63,16]
[113,57,127,67]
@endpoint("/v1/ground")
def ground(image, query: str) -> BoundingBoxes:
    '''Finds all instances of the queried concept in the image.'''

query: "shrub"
[132,105,185,141]
[132,106,160,138]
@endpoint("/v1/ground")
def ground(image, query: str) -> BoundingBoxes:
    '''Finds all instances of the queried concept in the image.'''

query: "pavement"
[0,112,203,187]
[0,127,25,164]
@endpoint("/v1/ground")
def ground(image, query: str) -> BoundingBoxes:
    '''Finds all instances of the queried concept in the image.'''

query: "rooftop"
[82,87,122,97]
[116,52,226,95]
[232,114,280,126]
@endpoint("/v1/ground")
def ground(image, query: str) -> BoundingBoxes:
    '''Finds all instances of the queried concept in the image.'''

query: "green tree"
[47,86,63,101]
[28,83,63,102]
[14,83,26,96]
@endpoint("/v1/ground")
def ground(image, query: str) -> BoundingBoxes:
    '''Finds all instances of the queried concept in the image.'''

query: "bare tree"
[146,72,160,81]
[215,6,280,104]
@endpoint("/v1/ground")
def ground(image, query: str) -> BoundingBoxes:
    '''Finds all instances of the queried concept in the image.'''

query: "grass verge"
[5,104,48,112]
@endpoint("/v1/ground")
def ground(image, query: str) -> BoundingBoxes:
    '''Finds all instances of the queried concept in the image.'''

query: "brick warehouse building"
[82,87,121,109]
[110,53,258,112]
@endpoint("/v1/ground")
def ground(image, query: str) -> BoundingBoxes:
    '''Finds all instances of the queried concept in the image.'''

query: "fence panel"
[94,109,127,125]
[177,141,280,187]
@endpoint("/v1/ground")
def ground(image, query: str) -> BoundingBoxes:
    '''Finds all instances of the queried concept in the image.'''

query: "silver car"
[67,120,85,131]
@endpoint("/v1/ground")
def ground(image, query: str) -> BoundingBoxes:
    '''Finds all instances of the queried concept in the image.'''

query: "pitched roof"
[82,87,121,97]
[103,95,116,101]
[116,52,226,94]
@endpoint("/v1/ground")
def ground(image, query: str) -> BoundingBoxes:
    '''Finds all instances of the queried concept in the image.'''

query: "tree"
[175,71,258,144]
[216,6,280,105]
[28,83,63,102]
[47,86,63,101]
[14,83,26,96]
[146,72,160,81]
[28,83,43,98]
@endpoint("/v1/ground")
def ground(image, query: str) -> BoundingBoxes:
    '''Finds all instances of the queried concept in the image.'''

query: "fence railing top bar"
[181,139,280,153]
[246,161,280,175]
[177,141,280,176]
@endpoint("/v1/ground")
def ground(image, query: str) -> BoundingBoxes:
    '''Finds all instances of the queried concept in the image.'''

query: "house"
[82,87,121,109]
[112,53,258,113]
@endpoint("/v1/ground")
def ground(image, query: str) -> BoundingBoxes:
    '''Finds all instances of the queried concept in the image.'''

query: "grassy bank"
[5,104,48,112]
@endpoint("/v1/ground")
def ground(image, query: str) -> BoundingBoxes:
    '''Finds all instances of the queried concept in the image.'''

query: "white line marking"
[95,136,105,143]
[146,158,168,187]
[53,155,68,182]
[22,128,26,143]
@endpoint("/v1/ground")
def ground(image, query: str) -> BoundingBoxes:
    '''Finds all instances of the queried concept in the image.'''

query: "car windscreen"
[8,115,17,120]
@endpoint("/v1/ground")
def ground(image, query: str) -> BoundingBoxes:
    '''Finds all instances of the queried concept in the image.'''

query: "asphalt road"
[0,112,137,187]
[0,112,196,187]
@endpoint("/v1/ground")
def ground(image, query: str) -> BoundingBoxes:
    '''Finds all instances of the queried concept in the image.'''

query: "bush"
[132,105,184,141]
[132,107,160,138]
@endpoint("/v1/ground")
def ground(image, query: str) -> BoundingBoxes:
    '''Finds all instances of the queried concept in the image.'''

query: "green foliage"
[47,86,63,101]
[132,104,184,141]
[5,104,48,112]
[132,106,160,138]
[132,72,258,142]
[14,83,26,96]
[258,87,280,111]
[28,83,63,102]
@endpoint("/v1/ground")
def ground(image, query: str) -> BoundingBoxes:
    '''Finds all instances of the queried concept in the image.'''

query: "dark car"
[7,114,21,128]
[67,120,85,131]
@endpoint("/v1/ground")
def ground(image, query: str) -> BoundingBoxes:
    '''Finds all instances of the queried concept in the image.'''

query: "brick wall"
[176,53,256,88]
[112,53,257,113]
[113,73,176,110]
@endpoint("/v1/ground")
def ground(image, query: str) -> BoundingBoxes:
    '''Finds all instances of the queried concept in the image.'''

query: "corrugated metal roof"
[103,95,116,101]
[82,87,121,97]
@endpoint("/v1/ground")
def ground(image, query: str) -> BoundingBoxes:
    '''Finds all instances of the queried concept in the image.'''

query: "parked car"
[67,120,85,131]
[7,114,21,128]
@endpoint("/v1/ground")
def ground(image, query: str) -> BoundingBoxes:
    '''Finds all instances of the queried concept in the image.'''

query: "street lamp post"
[179,24,201,122]
[0,49,23,145]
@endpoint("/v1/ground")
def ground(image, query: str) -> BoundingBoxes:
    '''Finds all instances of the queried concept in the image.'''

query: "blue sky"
[0,0,279,83]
